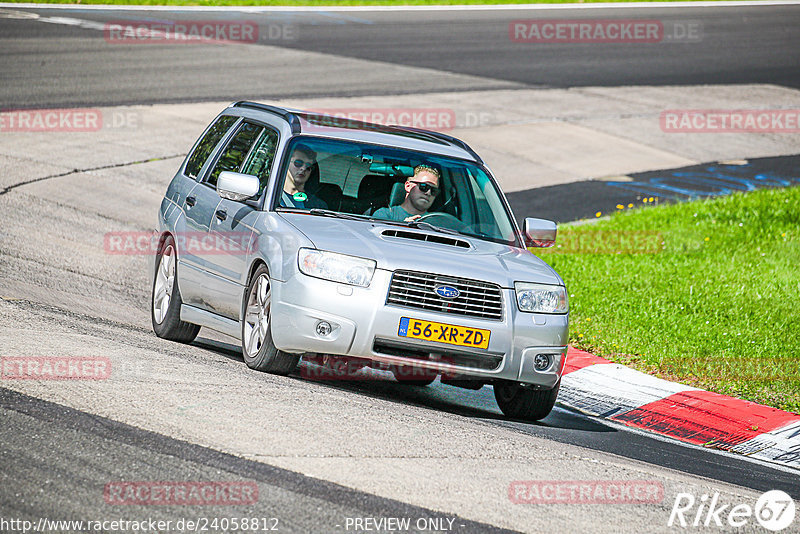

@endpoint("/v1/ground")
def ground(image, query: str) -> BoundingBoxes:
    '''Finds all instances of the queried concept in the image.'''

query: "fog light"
[315,321,332,336]
[534,353,551,371]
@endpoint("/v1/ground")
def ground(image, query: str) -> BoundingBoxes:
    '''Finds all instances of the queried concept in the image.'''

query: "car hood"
[279,213,563,288]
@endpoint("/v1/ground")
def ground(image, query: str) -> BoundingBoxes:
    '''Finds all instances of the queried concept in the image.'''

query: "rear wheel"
[151,235,200,343]
[494,379,560,421]
[241,265,299,375]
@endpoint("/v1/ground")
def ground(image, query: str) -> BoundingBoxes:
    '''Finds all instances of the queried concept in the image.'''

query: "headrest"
[389,182,406,207]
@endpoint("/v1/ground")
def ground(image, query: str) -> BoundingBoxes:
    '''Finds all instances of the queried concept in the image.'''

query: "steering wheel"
[414,212,469,232]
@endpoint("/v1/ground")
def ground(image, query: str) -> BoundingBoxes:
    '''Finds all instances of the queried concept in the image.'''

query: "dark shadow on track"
[193,337,244,362]
[188,339,616,437]
[190,336,595,430]
[189,337,800,499]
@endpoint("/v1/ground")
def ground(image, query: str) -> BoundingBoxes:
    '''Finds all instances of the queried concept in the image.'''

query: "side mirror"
[217,171,260,202]
[524,218,557,248]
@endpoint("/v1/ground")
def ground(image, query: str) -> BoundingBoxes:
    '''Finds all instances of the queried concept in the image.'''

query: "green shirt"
[373,205,414,222]
[280,191,327,210]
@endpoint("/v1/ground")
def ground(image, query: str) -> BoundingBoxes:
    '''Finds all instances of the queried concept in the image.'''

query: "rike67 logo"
[668,490,796,531]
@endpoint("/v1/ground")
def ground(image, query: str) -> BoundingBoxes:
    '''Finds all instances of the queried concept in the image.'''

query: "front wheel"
[151,235,200,343]
[494,379,560,421]
[241,265,299,375]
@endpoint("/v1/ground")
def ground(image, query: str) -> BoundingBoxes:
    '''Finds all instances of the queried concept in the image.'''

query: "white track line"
[2,1,800,11]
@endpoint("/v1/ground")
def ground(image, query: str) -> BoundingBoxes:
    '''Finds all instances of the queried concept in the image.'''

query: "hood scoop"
[381,228,471,249]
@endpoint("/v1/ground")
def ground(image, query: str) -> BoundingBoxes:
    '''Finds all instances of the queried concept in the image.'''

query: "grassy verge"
[0,0,741,5]
[537,186,800,414]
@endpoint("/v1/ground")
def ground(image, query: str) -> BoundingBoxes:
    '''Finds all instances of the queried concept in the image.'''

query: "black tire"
[241,265,299,375]
[494,379,560,421]
[151,235,200,343]
[391,365,437,386]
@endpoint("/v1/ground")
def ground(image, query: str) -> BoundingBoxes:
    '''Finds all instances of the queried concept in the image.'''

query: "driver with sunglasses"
[280,144,328,209]
[373,165,440,222]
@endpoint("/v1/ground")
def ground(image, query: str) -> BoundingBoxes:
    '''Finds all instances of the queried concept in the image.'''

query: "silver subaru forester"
[152,101,568,421]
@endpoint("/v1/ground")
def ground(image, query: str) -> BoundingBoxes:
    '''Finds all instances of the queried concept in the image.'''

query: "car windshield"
[274,136,520,246]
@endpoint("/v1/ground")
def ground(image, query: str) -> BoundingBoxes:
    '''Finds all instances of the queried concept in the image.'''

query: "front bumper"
[270,269,568,387]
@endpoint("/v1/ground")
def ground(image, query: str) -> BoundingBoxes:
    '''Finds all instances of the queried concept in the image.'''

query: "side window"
[184,115,237,179]
[206,122,263,188]
[241,128,279,195]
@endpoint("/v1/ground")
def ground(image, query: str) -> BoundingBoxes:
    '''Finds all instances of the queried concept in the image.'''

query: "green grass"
[0,0,743,5]
[537,186,800,414]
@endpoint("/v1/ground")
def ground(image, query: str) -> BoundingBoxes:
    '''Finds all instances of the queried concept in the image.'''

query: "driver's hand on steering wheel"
[403,214,422,222]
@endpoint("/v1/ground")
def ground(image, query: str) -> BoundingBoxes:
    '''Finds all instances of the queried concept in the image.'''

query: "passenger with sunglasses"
[373,165,440,222]
[280,144,327,209]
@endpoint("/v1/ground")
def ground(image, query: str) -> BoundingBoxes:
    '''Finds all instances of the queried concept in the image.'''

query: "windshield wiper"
[405,220,461,236]
[308,209,373,221]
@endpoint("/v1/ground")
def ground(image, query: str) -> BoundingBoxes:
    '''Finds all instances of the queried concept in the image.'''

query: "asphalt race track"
[1,3,800,107]
[1,3,799,533]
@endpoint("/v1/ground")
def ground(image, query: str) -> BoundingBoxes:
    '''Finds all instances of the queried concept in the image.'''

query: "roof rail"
[230,103,482,162]
[388,125,483,164]
[231,101,301,134]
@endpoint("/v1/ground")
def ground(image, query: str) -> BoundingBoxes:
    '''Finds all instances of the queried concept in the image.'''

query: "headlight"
[515,282,568,314]
[298,248,376,287]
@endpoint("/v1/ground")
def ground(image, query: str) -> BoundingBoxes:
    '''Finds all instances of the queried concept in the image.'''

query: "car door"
[198,121,275,319]
[175,114,240,312]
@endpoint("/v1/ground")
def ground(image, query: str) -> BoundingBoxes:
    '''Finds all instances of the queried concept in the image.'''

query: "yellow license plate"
[397,317,490,350]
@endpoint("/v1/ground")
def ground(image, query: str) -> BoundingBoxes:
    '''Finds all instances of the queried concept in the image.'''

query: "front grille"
[387,270,503,321]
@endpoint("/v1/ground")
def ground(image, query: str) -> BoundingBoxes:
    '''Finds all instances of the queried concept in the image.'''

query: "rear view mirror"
[524,218,557,248]
[369,162,414,177]
[217,171,259,202]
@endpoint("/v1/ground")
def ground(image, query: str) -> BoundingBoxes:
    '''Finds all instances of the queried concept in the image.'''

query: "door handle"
[215,209,227,221]
[185,196,196,207]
